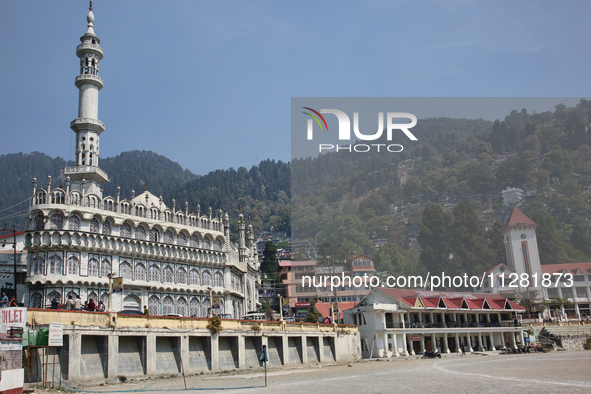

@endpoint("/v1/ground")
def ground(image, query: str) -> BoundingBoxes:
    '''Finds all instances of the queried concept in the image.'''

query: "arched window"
[176,267,187,284]
[67,256,79,275]
[163,266,174,283]
[48,290,61,304]
[90,218,99,234]
[202,270,212,286]
[135,263,146,281]
[69,215,80,231]
[101,259,111,277]
[149,228,160,242]
[190,235,199,248]
[88,291,98,304]
[177,233,186,246]
[120,223,131,238]
[50,214,63,230]
[88,257,99,277]
[101,292,109,309]
[35,215,45,231]
[31,292,43,308]
[103,220,111,235]
[163,296,174,315]
[189,269,200,285]
[213,240,222,251]
[202,237,210,250]
[149,295,160,316]
[190,297,200,318]
[120,261,132,280]
[135,226,146,240]
[33,256,44,275]
[149,265,160,282]
[163,231,173,244]
[49,255,63,275]
[213,271,223,287]
[177,297,188,317]
[202,298,210,318]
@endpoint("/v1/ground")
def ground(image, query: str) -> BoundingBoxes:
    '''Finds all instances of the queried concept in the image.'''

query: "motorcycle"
[422,350,441,359]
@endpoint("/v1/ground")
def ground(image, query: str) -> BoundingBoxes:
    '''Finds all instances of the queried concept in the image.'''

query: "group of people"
[0,292,17,307]
[50,295,106,312]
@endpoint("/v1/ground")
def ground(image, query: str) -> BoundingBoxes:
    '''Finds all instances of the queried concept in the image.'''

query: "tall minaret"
[64,1,108,197]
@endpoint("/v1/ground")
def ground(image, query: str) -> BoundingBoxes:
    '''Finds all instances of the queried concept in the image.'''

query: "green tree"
[450,201,493,276]
[571,222,591,257]
[417,205,452,274]
[305,299,322,323]
[261,241,279,273]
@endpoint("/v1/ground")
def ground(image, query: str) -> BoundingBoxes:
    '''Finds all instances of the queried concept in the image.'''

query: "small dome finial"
[86,1,95,34]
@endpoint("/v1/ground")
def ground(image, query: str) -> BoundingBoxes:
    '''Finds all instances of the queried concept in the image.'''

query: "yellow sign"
[113,277,123,293]
[212,297,221,308]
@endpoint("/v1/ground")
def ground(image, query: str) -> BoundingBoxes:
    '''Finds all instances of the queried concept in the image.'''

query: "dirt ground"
[35,351,591,394]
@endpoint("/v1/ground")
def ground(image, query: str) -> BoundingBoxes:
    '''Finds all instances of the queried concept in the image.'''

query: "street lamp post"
[278,294,283,321]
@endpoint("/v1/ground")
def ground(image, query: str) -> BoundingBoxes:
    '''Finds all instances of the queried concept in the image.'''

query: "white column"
[393,333,399,357]
[420,336,425,353]
[403,334,409,356]
[489,333,496,351]
[467,334,473,352]
[477,333,483,351]
[430,312,434,325]
[443,333,449,353]
[455,333,460,353]
[383,332,389,357]
[520,331,525,347]
[511,332,517,349]
[501,332,506,348]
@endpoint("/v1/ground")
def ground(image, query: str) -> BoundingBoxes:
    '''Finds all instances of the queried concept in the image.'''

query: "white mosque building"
[23,3,261,317]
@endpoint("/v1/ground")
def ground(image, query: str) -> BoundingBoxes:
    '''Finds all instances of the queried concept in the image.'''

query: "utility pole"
[1,226,18,303]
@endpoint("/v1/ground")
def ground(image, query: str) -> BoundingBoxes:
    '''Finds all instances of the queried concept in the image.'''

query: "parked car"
[117,310,144,316]
[165,314,183,318]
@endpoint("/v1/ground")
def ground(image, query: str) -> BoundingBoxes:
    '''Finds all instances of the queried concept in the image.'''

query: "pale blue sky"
[1,1,590,174]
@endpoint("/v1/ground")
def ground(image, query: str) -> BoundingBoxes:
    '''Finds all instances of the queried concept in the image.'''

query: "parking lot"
[42,351,591,394]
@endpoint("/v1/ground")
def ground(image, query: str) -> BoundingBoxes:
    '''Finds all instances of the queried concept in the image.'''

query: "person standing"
[8,297,17,307]
[88,298,96,312]
[144,305,149,316]
[66,296,75,310]
[75,295,82,310]
[0,292,8,308]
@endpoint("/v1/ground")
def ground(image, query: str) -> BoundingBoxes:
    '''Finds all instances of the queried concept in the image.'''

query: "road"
[38,351,591,394]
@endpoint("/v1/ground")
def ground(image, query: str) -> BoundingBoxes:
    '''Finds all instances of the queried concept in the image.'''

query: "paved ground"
[37,351,591,394]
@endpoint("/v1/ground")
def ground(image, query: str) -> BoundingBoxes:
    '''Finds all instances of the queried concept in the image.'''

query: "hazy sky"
[1,1,590,175]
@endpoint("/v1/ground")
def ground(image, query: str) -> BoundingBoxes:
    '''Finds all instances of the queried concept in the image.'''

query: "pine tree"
[261,241,279,273]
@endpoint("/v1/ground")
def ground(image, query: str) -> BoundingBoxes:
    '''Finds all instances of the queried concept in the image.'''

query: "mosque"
[23,2,261,317]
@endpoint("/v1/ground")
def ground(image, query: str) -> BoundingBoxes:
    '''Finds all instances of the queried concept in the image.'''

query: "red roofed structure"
[502,205,537,230]
[344,287,526,359]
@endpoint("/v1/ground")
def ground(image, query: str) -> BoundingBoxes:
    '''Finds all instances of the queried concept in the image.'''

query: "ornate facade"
[23,3,260,317]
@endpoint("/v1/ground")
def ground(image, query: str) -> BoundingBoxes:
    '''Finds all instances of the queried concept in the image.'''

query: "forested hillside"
[292,100,591,277]
[0,151,290,236]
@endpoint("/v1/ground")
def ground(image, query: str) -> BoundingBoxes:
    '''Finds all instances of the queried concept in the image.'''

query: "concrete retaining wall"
[25,310,361,382]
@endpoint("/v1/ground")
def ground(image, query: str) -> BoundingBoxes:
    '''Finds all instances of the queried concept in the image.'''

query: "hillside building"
[23,4,260,317]
[482,205,591,320]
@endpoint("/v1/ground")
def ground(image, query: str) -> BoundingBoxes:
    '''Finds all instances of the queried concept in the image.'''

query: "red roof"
[540,262,591,275]
[278,260,316,267]
[374,288,526,311]
[502,205,537,229]
[315,301,357,320]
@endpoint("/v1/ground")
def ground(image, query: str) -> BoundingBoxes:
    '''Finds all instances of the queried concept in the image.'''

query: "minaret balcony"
[76,42,104,59]
[75,74,103,89]
[70,118,105,134]
[65,165,109,184]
